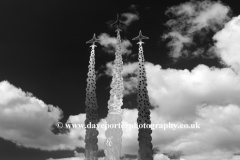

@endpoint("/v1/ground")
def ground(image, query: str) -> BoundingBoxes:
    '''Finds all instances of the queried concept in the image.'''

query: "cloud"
[67,84,240,158]
[147,104,240,160]
[101,59,240,158]
[121,154,138,159]
[47,157,83,160]
[98,33,132,55]
[2,71,240,160]
[231,156,240,160]
[121,13,139,26]
[163,0,231,58]
[129,4,139,13]
[103,61,138,95]
[0,80,107,159]
[105,61,240,121]
[47,151,107,160]
[0,81,105,158]
[162,31,192,58]
[153,153,170,160]
[181,152,240,160]
[191,2,230,31]
[123,76,138,95]
[0,80,84,150]
[213,15,240,72]
[47,157,106,160]
[164,150,183,159]
[73,150,82,157]
[98,33,117,48]
[166,104,240,160]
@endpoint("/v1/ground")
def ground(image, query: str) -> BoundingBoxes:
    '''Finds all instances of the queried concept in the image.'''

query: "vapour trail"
[85,34,100,160]
[133,31,153,160]
[104,28,124,160]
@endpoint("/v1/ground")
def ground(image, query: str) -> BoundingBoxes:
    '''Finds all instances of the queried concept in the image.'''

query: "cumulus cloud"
[101,58,240,158]
[47,157,83,160]
[182,151,240,160]
[47,157,106,160]
[104,62,240,121]
[0,80,84,151]
[213,15,240,72]
[163,0,231,58]
[2,75,240,160]
[164,104,240,160]
[148,104,240,160]
[74,77,240,159]
[106,104,240,159]
[154,153,170,160]
[0,81,112,158]
[164,151,183,159]
[98,33,132,55]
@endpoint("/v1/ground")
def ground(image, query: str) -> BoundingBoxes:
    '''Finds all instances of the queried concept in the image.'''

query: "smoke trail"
[104,29,124,160]
[85,41,99,160]
[136,41,153,159]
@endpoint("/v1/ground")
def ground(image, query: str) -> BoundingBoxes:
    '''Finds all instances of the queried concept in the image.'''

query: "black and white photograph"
[0,0,240,160]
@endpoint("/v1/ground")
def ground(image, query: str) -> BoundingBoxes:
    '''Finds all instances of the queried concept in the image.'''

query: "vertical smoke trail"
[134,35,153,159]
[104,29,124,160]
[85,34,100,160]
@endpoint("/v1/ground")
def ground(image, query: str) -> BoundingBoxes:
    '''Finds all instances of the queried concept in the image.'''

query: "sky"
[0,0,240,160]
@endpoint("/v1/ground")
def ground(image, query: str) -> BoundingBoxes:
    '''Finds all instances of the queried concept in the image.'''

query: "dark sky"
[0,0,239,159]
